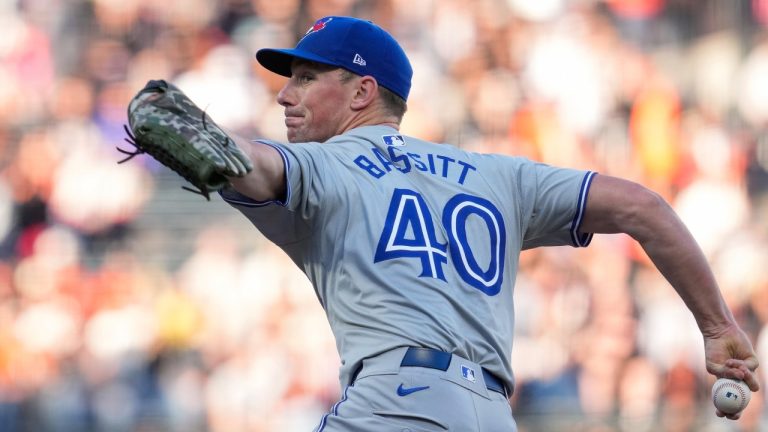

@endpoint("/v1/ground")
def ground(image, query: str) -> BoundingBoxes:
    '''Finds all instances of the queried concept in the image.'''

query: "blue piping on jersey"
[217,140,292,208]
[316,383,352,431]
[570,171,597,247]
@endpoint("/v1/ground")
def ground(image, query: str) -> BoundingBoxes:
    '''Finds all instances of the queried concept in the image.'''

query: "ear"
[350,75,378,110]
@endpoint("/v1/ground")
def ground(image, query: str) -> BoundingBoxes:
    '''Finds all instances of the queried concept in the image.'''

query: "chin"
[286,130,300,143]
[289,132,331,143]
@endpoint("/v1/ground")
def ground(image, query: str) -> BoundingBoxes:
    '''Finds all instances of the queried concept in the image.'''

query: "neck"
[377,121,400,130]
[338,116,400,136]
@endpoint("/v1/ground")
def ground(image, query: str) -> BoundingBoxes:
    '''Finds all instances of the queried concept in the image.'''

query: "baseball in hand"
[711,378,751,415]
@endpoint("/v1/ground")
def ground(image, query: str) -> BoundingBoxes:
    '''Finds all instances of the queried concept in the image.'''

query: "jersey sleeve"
[518,161,597,249]
[218,140,327,246]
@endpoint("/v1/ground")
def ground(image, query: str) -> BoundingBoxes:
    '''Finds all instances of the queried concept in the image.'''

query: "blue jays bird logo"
[304,17,333,37]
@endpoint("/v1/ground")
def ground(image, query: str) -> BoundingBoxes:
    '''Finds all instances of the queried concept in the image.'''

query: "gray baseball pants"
[314,347,518,431]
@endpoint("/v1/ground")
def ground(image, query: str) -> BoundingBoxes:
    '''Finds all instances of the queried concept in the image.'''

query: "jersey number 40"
[374,188,506,296]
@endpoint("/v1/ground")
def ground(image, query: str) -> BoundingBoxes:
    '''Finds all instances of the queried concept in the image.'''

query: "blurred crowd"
[1,0,768,431]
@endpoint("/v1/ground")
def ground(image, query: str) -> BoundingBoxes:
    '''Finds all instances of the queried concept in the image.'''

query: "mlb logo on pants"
[461,365,476,382]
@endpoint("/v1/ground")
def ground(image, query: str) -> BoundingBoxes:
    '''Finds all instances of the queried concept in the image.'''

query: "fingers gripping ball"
[119,80,253,200]
[712,378,751,415]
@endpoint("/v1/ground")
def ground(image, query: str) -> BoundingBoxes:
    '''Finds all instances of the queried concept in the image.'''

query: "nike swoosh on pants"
[397,383,430,396]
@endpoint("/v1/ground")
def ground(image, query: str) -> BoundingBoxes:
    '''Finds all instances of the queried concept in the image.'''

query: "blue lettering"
[427,154,437,174]
[387,146,412,173]
[354,149,477,185]
[408,153,428,171]
[436,155,455,178]
[457,161,476,185]
[375,189,448,280]
[375,190,506,296]
[442,194,506,295]
[354,155,386,178]
[372,148,395,172]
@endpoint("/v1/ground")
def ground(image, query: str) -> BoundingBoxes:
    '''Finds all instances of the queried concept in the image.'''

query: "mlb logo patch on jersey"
[461,365,476,383]
[382,134,406,147]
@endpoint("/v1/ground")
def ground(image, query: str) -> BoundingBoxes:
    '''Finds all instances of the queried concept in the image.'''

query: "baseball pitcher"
[123,16,759,431]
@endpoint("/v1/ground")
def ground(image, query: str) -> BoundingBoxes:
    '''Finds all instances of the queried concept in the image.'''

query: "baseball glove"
[119,79,253,200]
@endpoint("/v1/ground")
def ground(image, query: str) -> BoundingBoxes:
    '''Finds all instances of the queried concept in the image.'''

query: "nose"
[276,82,294,107]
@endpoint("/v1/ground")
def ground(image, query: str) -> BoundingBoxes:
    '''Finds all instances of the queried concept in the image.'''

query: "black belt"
[400,347,508,397]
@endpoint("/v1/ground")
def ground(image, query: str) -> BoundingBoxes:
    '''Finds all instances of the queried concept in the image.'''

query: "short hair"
[292,60,407,122]
[338,69,407,122]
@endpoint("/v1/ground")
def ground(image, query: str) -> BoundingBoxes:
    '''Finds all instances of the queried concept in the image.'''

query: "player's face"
[277,61,356,143]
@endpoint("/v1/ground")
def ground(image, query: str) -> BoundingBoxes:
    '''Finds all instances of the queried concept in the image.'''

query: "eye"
[298,73,313,85]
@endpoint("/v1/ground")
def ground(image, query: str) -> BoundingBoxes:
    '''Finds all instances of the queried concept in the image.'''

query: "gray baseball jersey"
[220,125,595,395]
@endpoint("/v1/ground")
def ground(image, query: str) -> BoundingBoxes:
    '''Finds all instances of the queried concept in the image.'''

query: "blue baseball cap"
[256,16,413,101]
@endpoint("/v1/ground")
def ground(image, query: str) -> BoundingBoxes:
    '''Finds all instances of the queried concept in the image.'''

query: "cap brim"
[256,48,340,77]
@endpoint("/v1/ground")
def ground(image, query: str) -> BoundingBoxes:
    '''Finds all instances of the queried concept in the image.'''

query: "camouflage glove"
[119,79,253,200]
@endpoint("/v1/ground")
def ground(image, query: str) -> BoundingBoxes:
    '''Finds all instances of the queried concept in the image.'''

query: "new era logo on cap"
[353,54,366,66]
